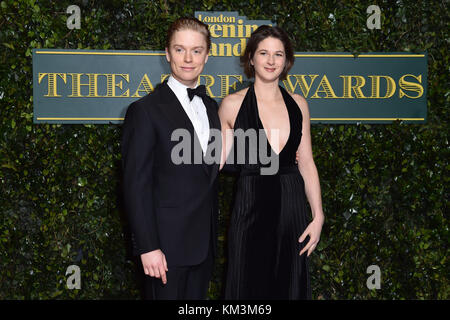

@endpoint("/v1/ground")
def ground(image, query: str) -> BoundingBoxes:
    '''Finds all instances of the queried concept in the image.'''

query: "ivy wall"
[0,0,448,299]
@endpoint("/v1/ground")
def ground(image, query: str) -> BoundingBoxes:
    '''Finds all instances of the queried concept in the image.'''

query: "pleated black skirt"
[225,167,312,300]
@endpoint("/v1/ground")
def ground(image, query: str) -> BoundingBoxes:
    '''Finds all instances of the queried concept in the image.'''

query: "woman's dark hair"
[241,25,294,80]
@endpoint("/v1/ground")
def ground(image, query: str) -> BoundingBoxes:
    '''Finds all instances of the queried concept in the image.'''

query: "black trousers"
[144,237,214,300]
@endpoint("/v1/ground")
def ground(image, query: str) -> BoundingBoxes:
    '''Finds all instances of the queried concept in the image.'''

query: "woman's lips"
[265,67,276,72]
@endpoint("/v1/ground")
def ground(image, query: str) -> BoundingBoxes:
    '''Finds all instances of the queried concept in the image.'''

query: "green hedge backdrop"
[0,0,448,299]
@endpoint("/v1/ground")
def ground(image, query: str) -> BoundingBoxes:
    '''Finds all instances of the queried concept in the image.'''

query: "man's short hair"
[166,17,211,51]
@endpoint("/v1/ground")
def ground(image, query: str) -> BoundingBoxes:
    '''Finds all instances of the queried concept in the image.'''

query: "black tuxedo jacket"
[121,80,221,267]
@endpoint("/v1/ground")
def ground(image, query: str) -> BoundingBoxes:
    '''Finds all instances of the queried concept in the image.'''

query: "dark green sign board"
[33,11,427,124]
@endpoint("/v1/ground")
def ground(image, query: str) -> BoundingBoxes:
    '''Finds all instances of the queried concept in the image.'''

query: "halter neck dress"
[225,83,312,300]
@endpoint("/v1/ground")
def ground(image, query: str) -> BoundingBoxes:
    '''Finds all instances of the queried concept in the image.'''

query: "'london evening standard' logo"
[196,11,272,57]
[33,11,427,124]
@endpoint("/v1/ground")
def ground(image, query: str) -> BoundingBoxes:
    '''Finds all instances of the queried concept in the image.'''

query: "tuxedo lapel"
[158,81,195,135]
[204,97,221,132]
[158,81,214,179]
[202,96,221,182]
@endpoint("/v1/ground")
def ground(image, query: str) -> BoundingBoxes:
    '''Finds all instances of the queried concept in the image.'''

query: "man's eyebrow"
[172,44,205,49]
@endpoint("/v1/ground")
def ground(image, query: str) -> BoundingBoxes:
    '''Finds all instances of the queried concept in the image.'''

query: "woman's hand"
[298,216,324,257]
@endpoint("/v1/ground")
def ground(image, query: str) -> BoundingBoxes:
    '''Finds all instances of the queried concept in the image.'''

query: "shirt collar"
[167,75,198,103]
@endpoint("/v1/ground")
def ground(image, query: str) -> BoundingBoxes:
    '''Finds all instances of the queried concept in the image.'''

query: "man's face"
[165,29,209,88]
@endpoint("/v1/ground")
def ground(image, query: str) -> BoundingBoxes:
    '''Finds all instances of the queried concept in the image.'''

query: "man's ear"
[204,50,209,64]
[165,47,170,62]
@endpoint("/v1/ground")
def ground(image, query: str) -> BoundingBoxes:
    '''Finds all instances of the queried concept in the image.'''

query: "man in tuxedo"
[121,17,221,299]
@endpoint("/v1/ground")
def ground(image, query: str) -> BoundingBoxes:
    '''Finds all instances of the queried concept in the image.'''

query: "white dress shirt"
[167,76,210,155]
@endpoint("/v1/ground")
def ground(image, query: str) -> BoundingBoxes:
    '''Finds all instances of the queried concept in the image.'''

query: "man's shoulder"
[126,82,168,113]
[133,82,167,106]
[124,83,168,124]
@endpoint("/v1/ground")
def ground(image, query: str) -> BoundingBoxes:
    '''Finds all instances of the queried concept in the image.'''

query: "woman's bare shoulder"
[219,87,249,126]
[219,87,248,114]
[221,87,248,107]
[287,91,310,117]
[287,91,307,106]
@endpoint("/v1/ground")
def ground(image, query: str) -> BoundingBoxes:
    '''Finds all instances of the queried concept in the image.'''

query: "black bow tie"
[187,85,207,101]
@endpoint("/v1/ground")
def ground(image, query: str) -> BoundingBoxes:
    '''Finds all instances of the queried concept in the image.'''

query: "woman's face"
[250,36,286,82]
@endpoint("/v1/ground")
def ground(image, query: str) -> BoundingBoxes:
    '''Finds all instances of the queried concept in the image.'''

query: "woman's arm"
[218,91,246,171]
[292,94,325,256]
[296,98,324,223]
[218,99,233,171]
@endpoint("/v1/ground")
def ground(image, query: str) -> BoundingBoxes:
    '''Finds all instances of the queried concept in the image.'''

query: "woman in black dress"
[219,25,325,299]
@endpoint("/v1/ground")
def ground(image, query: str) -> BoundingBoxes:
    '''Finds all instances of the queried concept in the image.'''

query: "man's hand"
[141,249,168,284]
